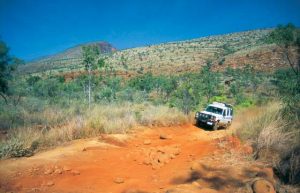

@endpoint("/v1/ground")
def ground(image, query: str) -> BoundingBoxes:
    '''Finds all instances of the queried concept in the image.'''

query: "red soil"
[0,125,262,193]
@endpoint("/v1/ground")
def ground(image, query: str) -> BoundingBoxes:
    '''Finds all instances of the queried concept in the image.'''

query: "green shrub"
[0,138,36,158]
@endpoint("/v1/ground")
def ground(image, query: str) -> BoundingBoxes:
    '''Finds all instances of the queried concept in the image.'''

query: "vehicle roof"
[208,104,227,109]
[208,102,232,109]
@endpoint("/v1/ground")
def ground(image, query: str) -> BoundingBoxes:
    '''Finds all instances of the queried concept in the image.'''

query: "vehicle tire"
[225,121,231,129]
[213,123,219,131]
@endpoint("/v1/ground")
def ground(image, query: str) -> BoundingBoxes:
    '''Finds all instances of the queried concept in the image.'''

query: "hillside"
[19,29,298,77]
[22,41,116,74]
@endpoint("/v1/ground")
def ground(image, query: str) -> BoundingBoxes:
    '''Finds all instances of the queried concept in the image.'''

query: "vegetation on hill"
[20,29,298,76]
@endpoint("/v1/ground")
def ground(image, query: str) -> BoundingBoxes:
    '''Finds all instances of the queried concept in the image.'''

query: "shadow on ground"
[170,163,256,191]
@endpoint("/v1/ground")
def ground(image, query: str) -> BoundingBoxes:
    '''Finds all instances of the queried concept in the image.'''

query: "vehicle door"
[225,108,233,123]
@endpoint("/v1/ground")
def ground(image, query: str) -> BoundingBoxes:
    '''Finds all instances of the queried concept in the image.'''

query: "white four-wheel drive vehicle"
[195,102,233,130]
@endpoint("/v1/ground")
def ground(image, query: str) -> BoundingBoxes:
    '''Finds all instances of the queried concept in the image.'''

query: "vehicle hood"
[200,111,221,117]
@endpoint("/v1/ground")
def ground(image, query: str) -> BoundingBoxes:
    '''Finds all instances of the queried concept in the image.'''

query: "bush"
[0,139,33,158]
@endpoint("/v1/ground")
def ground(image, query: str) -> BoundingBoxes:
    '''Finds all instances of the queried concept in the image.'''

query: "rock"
[54,169,62,174]
[143,158,151,165]
[33,167,39,172]
[143,140,151,145]
[46,181,54,187]
[158,153,169,164]
[114,177,124,184]
[190,162,200,171]
[159,134,168,140]
[252,179,275,193]
[198,188,219,193]
[71,170,80,175]
[44,168,53,175]
[165,184,218,193]
[192,181,201,187]
[170,153,176,159]
[173,148,180,155]
[257,168,276,186]
[63,166,71,171]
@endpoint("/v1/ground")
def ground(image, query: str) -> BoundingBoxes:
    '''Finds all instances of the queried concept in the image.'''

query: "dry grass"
[0,103,189,158]
[236,102,282,141]
[85,103,137,134]
[139,105,189,127]
[236,102,297,157]
[236,101,300,185]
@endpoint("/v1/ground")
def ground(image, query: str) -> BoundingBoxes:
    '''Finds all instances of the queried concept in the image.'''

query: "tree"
[267,24,300,119]
[197,61,220,103]
[82,45,105,109]
[170,75,196,115]
[267,23,300,76]
[0,40,21,104]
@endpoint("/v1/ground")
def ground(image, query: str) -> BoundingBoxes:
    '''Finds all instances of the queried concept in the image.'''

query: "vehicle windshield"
[205,106,223,115]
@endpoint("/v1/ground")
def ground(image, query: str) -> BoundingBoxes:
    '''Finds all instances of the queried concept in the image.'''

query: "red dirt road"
[0,125,262,193]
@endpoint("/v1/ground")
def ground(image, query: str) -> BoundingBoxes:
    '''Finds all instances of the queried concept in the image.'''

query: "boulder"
[165,184,219,193]
[256,168,276,186]
[252,179,275,193]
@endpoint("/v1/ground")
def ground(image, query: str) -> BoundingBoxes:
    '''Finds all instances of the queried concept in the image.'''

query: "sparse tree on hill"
[82,45,105,109]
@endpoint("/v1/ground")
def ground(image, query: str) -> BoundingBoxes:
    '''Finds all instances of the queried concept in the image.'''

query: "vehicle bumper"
[196,118,216,127]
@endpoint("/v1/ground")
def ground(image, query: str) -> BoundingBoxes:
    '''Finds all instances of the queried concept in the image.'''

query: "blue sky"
[0,0,300,61]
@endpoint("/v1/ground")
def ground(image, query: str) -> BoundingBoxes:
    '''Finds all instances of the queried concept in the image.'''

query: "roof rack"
[212,102,233,108]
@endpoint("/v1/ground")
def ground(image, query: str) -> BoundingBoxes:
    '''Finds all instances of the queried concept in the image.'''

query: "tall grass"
[0,103,188,158]
[236,101,300,185]
[139,105,189,127]
[237,102,297,158]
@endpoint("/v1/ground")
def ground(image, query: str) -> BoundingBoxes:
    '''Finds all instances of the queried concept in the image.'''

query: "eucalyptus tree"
[82,45,105,109]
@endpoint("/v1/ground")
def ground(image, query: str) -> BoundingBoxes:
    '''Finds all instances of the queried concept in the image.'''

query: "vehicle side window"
[223,110,226,116]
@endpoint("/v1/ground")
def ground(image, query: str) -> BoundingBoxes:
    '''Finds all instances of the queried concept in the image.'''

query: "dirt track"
[0,124,274,193]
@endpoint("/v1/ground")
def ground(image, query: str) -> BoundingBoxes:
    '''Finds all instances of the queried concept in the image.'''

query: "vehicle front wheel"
[213,123,219,131]
[225,122,231,129]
